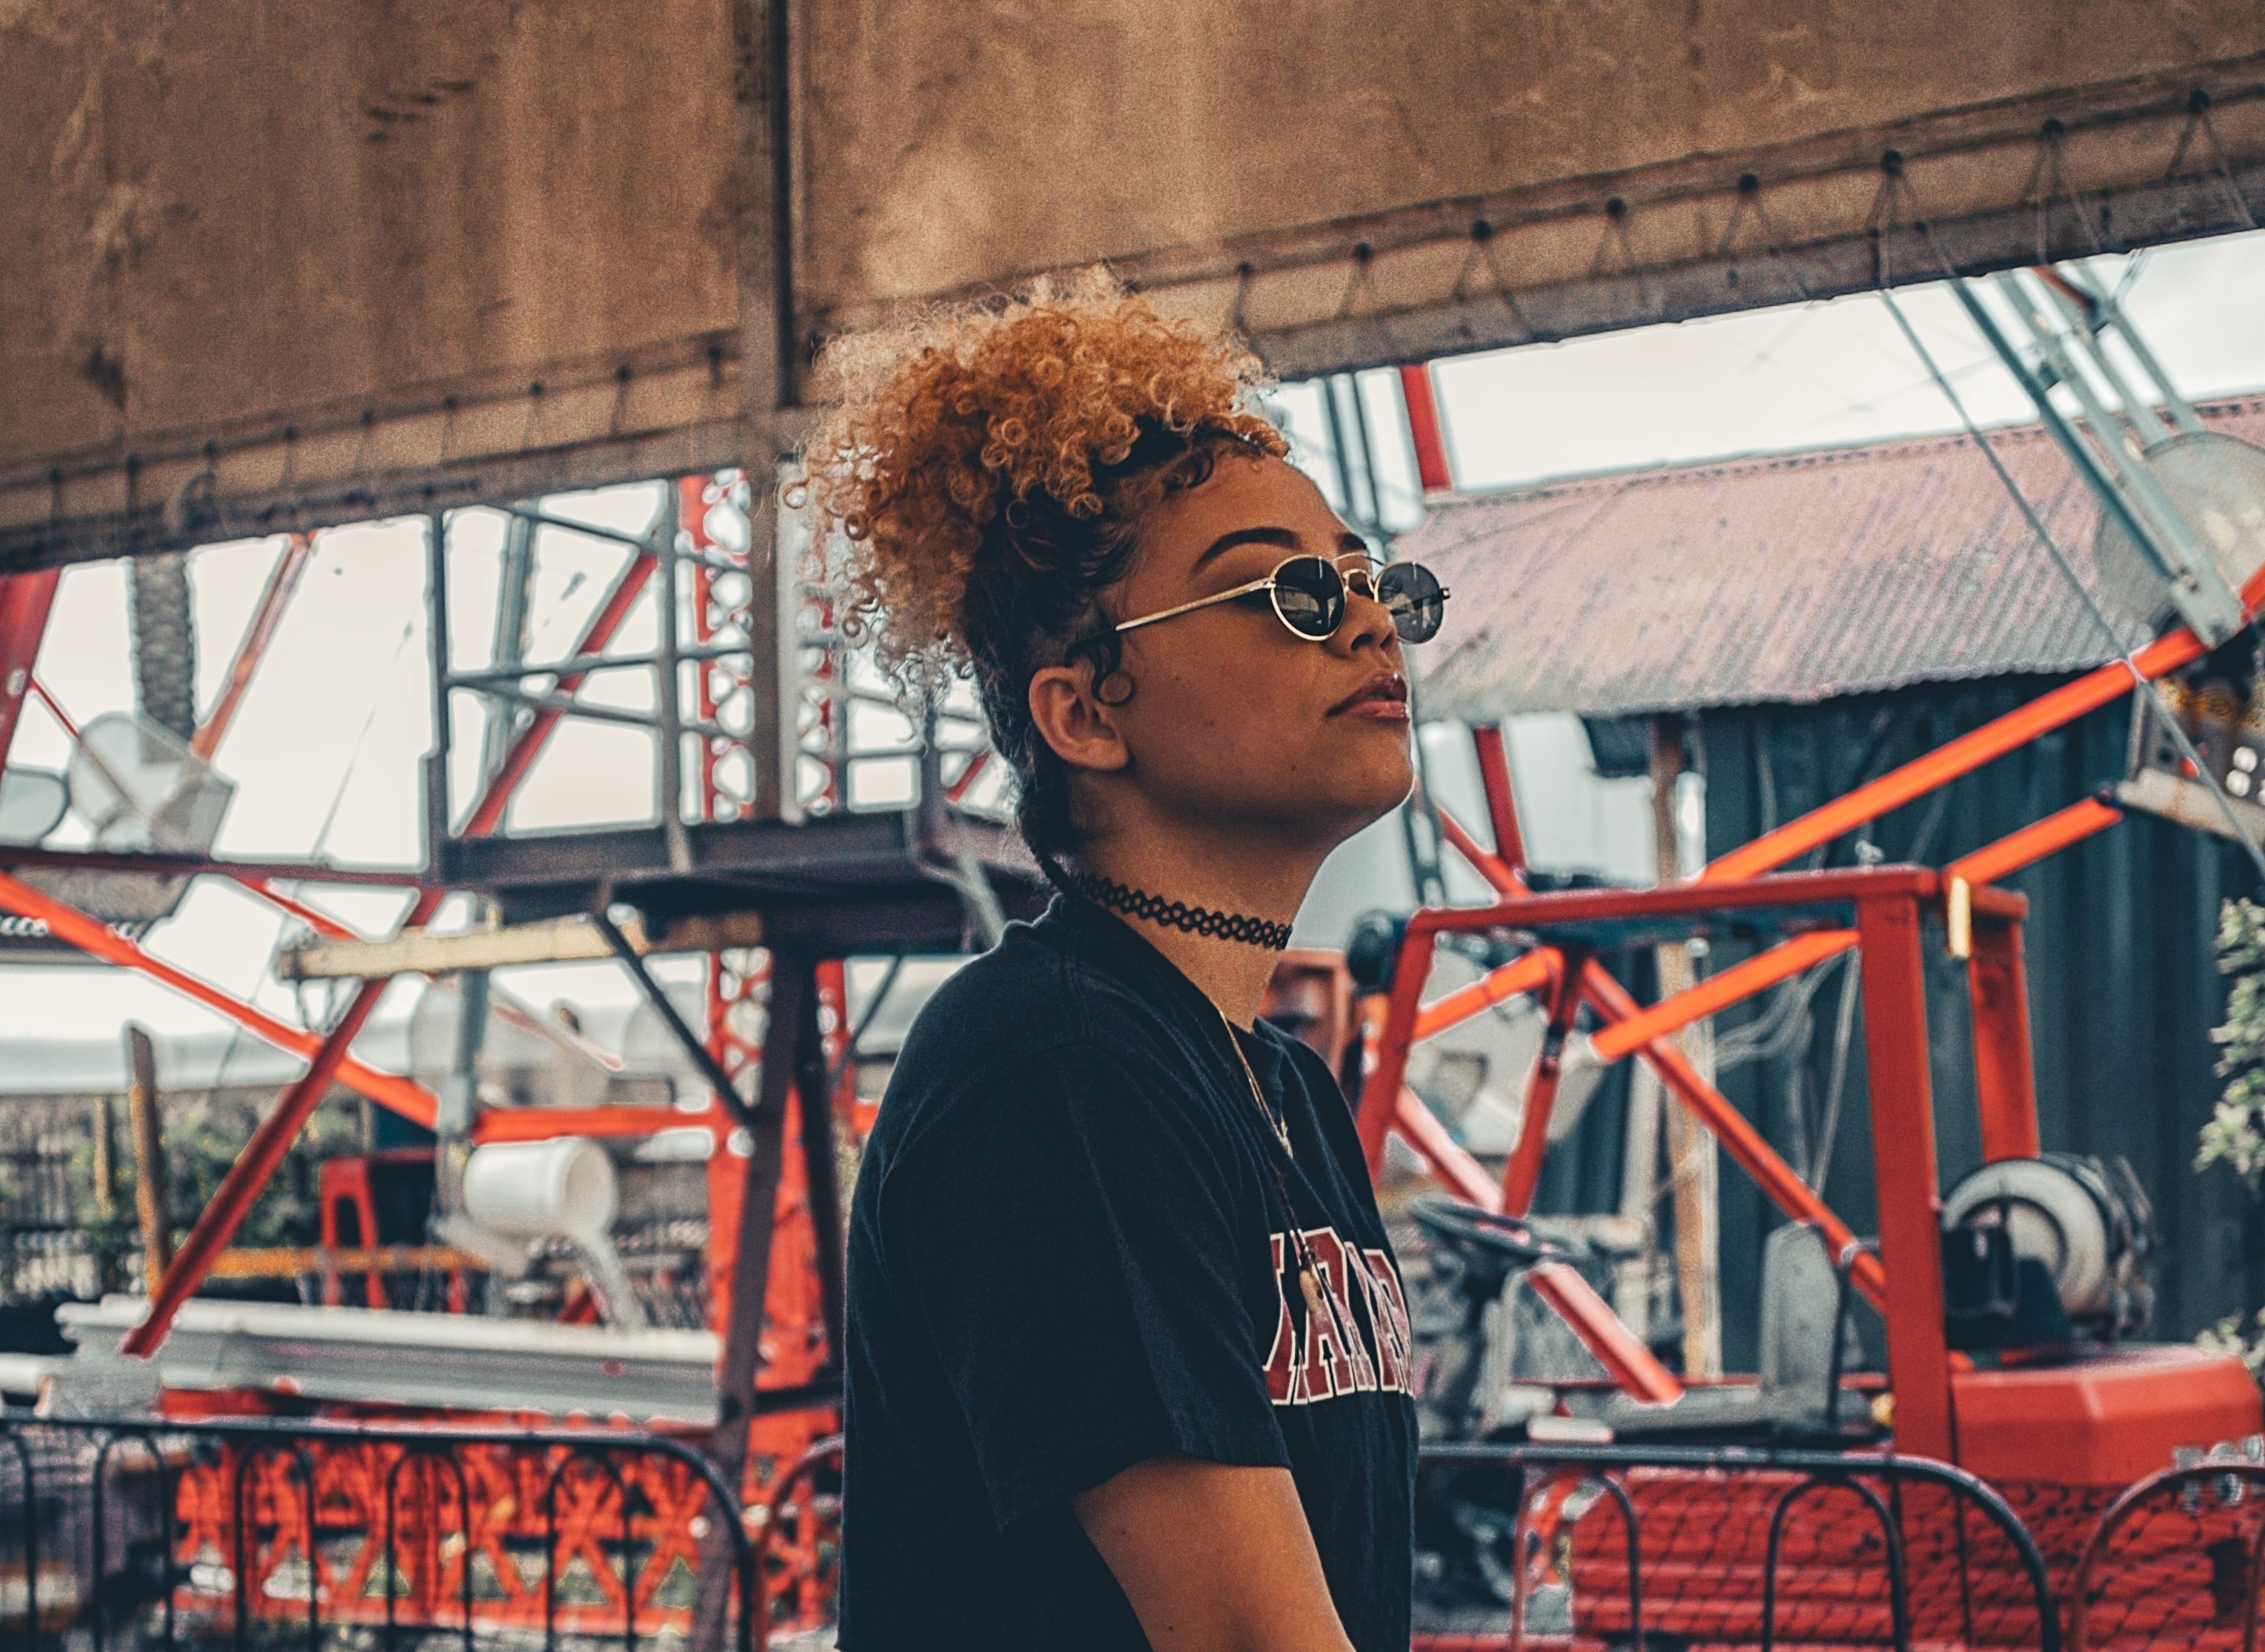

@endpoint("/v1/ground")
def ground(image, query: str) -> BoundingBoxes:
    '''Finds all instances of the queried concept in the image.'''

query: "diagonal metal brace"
[587,899,756,1129]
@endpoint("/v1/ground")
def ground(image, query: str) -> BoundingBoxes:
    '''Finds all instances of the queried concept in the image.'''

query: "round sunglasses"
[1114,554,1450,644]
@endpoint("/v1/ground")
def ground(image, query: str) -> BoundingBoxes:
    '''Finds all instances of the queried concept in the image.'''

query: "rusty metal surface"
[794,8,2265,394]
[10,5,2265,570]
[0,0,744,568]
[1403,395,2265,721]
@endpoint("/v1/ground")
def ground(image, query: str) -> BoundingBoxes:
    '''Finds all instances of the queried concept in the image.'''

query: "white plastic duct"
[461,1138,618,1242]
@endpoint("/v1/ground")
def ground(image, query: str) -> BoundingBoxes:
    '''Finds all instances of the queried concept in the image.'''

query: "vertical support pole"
[1470,723,1528,879]
[794,961,847,1372]
[434,970,489,1224]
[477,512,538,782]
[693,942,813,1651]
[731,0,796,824]
[1855,894,1956,1461]
[654,486,693,872]
[423,514,454,864]
[1397,362,1454,496]
[1502,950,1583,1216]
[1651,712,1720,1377]
[1969,916,2042,1162]
[124,1025,172,1294]
[90,1094,117,1219]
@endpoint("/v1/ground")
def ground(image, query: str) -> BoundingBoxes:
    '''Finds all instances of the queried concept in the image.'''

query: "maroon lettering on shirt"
[1260,1225,1412,1408]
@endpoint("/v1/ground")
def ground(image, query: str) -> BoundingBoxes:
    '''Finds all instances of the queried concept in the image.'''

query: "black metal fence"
[14,1419,2265,1650]
[0,1413,764,1652]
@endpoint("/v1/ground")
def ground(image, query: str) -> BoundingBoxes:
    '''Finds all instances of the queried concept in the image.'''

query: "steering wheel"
[1409,1199,1566,1265]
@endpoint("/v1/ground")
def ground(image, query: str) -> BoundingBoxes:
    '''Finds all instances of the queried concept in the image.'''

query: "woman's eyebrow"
[1191,524,1301,571]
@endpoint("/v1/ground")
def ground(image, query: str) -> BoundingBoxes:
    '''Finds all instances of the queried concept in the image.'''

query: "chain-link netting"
[2068,1464,2265,1651]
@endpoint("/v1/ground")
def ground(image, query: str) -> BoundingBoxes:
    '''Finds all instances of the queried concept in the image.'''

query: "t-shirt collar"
[1040,892,1293,1093]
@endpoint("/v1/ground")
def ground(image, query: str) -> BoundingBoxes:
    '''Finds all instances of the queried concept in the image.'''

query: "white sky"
[9,229,2265,1073]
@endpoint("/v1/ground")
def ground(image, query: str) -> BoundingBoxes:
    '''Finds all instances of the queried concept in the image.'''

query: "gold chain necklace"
[1217,1007,1328,1317]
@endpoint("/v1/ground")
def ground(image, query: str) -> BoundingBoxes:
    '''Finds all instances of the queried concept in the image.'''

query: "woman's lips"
[1330,672,1411,719]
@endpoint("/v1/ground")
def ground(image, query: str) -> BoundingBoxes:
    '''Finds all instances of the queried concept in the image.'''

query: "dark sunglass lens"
[1271,557,1345,639]
[1378,562,1446,643]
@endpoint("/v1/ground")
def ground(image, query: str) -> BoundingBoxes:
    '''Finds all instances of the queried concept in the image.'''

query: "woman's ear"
[1028,663,1132,776]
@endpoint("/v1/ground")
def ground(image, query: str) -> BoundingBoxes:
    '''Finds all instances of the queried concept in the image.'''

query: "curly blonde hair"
[793,271,1287,867]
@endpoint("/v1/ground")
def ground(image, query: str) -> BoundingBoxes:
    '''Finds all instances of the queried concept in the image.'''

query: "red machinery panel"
[1954,1347,2263,1488]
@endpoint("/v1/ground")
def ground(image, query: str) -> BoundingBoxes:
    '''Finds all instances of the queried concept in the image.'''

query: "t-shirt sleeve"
[885,1039,1288,1530]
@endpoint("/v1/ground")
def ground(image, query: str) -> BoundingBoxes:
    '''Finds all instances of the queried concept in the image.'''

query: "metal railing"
[2069,1460,2265,1652]
[0,1412,764,1651]
[1416,1442,2061,1651]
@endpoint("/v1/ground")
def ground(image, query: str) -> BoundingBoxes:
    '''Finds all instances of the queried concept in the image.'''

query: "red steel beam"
[1589,929,1858,1063]
[1945,796,2123,889]
[1356,927,1442,1172]
[474,1102,720,1143]
[1526,1261,1684,1405]
[1471,724,1527,879]
[0,867,438,1125]
[1390,1085,1503,1213]
[1397,363,1454,495]
[1412,948,1551,1041]
[1704,628,2204,882]
[0,569,62,772]
[119,951,415,1357]
[193,533,313,762]
[460,549,657,839]
[114,528,663,1354]
[1368,792,1888,1308]
[1433,806,1521,896]
[1577,961,1886,1307]
[1969,917,2043,1163]
[1501,951,1585,1216]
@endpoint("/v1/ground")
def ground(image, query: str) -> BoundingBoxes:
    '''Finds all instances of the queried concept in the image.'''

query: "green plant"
[66,1096,363,1271]
[2201,897,2265,1189]
[2200,897,2265,1373]
[2201,1309,2265,1376]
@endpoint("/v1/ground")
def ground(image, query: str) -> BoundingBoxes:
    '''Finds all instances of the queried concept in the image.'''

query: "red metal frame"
[1358,562,2265,1457]
[107,518,666,1355]
[1524,1262,1683,1404]
[0,567,62,772]
[1501,946,1585,1215]
[1397,363,1455,496]
[1851,889,1956,1458]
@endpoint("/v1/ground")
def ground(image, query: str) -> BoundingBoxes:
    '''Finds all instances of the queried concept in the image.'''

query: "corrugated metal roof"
[1402,396,2265,720]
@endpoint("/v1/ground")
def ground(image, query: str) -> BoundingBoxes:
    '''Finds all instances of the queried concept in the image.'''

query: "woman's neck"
[1074,830,1325,1028]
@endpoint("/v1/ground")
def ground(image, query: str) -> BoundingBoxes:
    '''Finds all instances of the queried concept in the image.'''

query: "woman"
[800,274,1450,1651]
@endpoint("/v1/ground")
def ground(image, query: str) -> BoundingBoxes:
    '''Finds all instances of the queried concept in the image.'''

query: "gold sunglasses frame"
[1112,552,1448,642]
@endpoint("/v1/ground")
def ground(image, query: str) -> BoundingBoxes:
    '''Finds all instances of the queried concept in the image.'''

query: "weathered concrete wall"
[1,1,743,563]
[7,1,2265,569]
[799,0,2265,322]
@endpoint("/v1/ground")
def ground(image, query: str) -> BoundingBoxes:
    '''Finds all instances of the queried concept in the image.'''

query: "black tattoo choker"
[1070,871,1293,951]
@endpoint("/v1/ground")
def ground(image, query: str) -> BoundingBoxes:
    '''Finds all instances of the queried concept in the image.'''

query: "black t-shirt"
[838,895,1418,1650]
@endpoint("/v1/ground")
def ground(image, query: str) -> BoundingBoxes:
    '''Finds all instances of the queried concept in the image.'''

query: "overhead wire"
[1875,243,2265,886]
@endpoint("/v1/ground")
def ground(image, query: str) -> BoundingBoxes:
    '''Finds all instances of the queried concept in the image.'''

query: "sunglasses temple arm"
[1113,576,1276,635]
